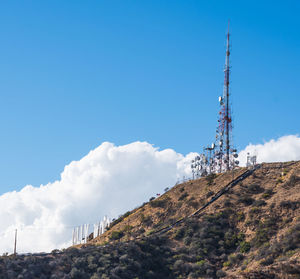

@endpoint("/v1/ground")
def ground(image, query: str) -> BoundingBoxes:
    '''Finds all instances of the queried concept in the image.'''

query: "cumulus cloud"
[1,136,299,254]
[239,135,300,166]
[0,142,195,254]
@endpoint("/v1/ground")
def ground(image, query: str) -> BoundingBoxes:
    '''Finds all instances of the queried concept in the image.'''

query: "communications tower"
[215,22,238,172]
[191,22,239,178]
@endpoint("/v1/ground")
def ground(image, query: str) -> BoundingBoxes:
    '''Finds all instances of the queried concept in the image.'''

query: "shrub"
[252,200,267,207]
[139,213,152,226]
[108,211,131,228]
[187,198,199,209]
[247,184,264,194]
[216,270,227,278]
[260,256,274,266]
[174,228,185,240]
[223,261,230,267]
[146,229,155,236]
[69,267,85,279]
[239,241,251,253]
[224,231,238,249]
[284,174,300,188]
[150,198,168,208]
[183,236,192,245]
[224,199,232,207]
[51,249,60,254]
[262,189,274,199]
[238,195,254,206]
[237,212,245,222]
[109,230,124,241]
[178,192,188,201]
[280,200,300,210]
[179,187,185,193]
[249,207,261,218]
[228,253,243,265]
[90,274,101,279]
[206,173,217,185]
[206,191,214,198]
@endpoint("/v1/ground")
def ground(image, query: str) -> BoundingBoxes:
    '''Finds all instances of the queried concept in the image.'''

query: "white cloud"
[239,135,300,166]
[0,141,194,254]
[1,136,299,254]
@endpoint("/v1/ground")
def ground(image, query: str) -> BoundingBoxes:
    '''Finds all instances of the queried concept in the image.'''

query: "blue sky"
[0,0,299,193]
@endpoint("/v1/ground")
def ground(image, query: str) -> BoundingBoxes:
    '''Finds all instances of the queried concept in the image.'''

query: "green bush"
[253,228,269,247]
[109,230,124,240]
[223,261,230,267]
[239,241,251,253]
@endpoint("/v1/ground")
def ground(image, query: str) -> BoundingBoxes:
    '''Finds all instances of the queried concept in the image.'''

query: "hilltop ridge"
[89,161,300,278]
[0,161,299,278]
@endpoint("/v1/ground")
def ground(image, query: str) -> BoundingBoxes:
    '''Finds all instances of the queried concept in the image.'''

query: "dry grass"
[84,161,300,278]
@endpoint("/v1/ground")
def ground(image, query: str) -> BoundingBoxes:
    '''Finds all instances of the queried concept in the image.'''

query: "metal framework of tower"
[214,22,238,172]
[191,22,239,177]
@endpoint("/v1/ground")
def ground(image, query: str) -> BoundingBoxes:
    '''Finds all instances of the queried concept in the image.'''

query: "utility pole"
[14,229,17,256]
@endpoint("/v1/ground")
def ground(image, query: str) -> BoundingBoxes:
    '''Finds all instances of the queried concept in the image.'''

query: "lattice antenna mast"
[224,21,231,171]
[215,21,234,172]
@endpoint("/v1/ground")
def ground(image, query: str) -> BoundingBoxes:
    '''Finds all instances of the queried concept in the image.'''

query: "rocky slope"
[0,161,299,278]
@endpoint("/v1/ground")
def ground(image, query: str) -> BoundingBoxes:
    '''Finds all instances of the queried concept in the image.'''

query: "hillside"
[0,161,299,278]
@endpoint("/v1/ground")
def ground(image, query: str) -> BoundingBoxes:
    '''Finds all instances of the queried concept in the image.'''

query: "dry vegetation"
[1,161,299,278]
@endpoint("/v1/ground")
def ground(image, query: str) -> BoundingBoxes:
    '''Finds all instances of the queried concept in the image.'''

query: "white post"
[76,227,79,245]
[72,229,74,245]
[93,224,97,238]
[14,229,17,255]
[84,224,89,243]
[80,225,83,243]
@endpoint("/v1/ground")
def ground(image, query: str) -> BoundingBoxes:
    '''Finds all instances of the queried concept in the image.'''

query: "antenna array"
[191,23,239,177]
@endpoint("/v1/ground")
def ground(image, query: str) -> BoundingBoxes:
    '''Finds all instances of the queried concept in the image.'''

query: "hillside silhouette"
[0,161,299,278]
